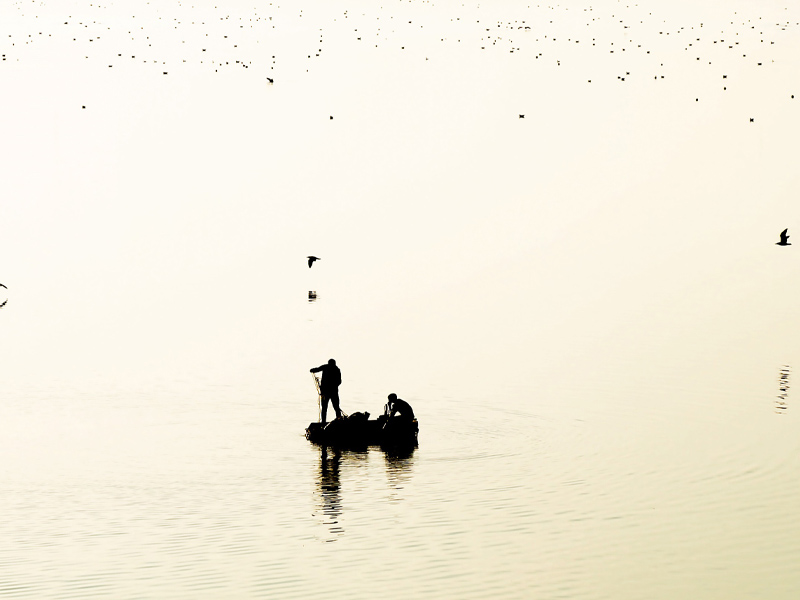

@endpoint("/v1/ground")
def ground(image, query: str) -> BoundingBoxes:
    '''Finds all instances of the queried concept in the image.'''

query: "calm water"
[2,0,800,597]
[3,366,799,599]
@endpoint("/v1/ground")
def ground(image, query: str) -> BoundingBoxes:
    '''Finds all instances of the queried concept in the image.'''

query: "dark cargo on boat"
[306,412,419,448]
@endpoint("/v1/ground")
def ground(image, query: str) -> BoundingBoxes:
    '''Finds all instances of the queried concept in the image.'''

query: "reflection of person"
[319,447,341,511]
[310,359,342,423]
[317,446,343,540]
[385,393,414,423]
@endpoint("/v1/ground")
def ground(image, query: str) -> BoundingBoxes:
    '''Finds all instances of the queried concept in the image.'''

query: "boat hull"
[306,414,418,448]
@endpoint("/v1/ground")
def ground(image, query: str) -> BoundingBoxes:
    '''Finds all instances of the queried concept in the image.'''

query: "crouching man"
[385,393,414,424]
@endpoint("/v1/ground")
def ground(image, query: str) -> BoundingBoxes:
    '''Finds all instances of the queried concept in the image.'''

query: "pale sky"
[1,0,799,397]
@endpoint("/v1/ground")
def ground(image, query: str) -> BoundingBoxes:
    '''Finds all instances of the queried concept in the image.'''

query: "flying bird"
[307,256,321,268]
[0,299,6,308]
[0,283,5,288]
[777,229,791,246]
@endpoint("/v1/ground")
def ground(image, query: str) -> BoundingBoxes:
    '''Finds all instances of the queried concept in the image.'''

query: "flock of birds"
[4,0,278,77]
[2,0,799,110]
[2,1,797,312]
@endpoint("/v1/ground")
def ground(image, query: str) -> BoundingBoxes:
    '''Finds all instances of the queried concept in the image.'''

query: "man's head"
[387,393,397,403]
[328,358,336,366]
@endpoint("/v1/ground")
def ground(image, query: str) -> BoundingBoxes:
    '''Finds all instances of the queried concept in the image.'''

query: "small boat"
[306,412,419,448]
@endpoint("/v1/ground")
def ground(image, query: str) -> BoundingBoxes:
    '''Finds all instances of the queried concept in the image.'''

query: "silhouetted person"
[311,359,342,422]
[777,229,791,246]
[385,393,414,424]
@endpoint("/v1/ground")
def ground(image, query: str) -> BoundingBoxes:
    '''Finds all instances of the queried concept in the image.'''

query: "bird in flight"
[0,283,6,289]
[777,229,791,246]
[307,256,321,268]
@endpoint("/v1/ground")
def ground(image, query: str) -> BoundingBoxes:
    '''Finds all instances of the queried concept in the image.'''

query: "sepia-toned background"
[1,0,799,597]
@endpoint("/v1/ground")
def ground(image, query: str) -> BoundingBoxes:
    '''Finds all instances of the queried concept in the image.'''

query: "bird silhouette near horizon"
[0,283,6,289]
[777,229,791,246]
[307,256,321,268]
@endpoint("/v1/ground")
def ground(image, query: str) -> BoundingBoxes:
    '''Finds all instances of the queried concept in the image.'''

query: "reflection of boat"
[306,413,419,448]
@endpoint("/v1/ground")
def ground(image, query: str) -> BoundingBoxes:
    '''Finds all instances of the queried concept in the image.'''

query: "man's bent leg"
[331,390,342,419]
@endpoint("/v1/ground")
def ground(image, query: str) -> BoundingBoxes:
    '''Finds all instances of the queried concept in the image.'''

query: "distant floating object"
[267,77,273,84]
[777,229,791,246]
[519,114,524,118]
[308,291,318,302]
[307,255,321,268]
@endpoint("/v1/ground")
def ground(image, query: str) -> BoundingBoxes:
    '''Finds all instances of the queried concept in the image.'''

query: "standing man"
[310,359,343,423]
